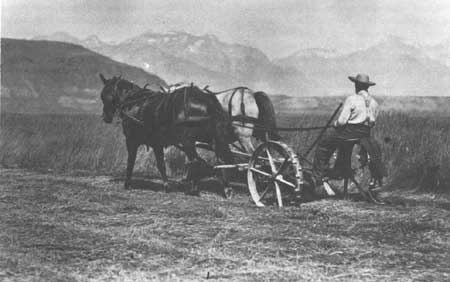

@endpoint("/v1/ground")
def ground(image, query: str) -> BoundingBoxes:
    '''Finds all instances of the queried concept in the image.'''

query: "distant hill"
[1,38,166,114]
[32,32,111,50]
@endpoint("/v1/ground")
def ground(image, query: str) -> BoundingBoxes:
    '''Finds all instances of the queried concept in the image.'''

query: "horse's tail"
[253,91,281,141]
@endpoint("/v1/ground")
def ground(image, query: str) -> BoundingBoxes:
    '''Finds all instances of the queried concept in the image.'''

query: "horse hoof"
[163,182,170,193]
[185,189,200,197]
[223,187,233,199]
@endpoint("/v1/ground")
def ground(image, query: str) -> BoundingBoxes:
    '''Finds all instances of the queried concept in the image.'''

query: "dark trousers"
[313,124,371,183]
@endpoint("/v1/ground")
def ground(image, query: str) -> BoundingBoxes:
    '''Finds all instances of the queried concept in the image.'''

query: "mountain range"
[33,31,304,94]
[2,31,450,114]
[33,32,450,97]
[275,36,450,96]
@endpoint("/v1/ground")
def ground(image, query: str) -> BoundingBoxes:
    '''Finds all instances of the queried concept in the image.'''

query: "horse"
[99,74,235,195]
[164,83,280,153]
[213,87,280,152]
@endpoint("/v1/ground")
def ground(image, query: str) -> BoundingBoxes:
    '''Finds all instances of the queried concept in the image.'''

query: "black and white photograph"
[1,0,450,281]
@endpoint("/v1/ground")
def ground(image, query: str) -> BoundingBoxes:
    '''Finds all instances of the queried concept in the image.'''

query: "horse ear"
[99,73,107,84]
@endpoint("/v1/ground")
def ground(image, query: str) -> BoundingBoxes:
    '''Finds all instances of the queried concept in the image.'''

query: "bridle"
[102,77,127,123]
[103,77,157,125]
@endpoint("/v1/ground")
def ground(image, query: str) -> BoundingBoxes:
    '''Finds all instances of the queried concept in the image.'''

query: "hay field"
[1,112,450,281]
[1,112,449,192]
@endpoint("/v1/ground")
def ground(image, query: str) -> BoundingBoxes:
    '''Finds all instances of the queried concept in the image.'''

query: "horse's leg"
[154,145,169,192]
[125,139,138,190]
[215,132,235,198]
[181,144,203,196]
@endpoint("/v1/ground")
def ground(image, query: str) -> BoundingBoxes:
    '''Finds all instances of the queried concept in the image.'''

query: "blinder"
[101,77,125,122]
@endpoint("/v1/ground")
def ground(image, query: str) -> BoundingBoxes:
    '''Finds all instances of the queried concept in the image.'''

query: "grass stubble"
[1,169,450,281]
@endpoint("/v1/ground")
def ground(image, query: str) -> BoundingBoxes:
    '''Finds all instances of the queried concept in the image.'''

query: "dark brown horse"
[99,74,235,195]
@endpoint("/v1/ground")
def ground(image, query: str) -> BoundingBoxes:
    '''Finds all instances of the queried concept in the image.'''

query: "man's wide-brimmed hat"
[348,73,376,86]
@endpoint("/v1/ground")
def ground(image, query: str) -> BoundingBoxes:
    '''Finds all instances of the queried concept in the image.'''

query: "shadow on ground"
[109,175,229,197]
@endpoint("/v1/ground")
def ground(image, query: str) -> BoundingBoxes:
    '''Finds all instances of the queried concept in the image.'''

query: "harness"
[117,82,212,126]
[183,84,189,122]
[120,109,145,125]
[224,87,259,125]
[362,93,375,127]
[226,87,244,120]
[116,81,258,128]
[115,86,161,126]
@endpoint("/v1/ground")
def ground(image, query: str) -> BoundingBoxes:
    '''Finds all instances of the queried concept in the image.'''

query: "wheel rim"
[247,141,302,207]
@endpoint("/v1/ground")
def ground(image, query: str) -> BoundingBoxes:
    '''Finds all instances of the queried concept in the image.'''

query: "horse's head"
[99,73,134,123]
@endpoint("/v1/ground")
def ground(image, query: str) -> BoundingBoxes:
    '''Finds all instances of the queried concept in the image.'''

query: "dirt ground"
[1,168,450,282]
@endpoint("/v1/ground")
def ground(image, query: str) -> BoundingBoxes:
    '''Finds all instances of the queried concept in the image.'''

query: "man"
[312,73,379,194]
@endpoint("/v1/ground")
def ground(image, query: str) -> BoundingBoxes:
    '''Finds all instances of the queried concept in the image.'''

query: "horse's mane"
[113,77,163,106]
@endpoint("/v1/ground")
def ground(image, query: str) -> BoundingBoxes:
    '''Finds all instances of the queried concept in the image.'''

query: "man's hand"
[332,120,340,128]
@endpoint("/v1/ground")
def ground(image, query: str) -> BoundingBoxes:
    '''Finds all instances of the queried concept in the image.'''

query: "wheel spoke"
[257,183,272,201]
[265,148,277,174]
[274,182,283,207]
[267,148,284,207]
[250,167,272,178]
[254,155,284,164]
[274,175,296,188]
[275,158,289,176]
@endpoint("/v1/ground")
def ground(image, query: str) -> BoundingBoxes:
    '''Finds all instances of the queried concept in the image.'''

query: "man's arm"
[335,96,353,126]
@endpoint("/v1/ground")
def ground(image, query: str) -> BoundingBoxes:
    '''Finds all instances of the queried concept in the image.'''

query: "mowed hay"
[1,169,450,281]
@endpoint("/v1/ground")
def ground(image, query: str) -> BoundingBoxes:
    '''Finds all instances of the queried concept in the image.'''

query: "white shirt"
[336,90,379,126]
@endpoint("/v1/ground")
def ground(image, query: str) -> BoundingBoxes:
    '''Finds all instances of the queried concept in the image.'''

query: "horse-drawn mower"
[213,103,386,207]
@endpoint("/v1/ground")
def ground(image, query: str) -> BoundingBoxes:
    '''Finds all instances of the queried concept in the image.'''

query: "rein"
[110,81,340,133]
[205,86,249,96]
[231,103,344,133]
[233,122,334,132]
[120,92,158,108]
[121,111,145,125]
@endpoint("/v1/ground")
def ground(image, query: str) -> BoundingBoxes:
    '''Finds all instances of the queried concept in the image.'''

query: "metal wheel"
[247,141,303,207]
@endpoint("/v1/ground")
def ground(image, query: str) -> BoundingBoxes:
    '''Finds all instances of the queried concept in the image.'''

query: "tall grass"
[373,112,450,190]
[1,112,449,191]
[0,114,185,176]
[278,112,450,192]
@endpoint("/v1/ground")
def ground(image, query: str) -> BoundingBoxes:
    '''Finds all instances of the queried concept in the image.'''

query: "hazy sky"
[2,0,450,58]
